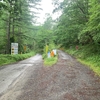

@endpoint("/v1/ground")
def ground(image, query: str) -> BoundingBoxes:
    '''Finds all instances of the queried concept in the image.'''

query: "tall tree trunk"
[6,16,11,54]
[18,24,22,52]
[12,18,14,38]
[6,1,12,54]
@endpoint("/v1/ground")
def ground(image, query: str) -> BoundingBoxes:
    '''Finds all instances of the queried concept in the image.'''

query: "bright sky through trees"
[37,0,53,24]
[37,0,62,24]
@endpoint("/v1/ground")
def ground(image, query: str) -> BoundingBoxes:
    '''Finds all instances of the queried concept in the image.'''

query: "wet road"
[0,54,42,95]
[0,51,100,100]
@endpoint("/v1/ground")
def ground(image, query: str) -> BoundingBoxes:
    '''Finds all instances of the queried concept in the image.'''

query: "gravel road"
[0,51,100,100]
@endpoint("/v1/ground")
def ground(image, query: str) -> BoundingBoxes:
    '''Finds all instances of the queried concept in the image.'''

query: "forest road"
[0,50,100,100]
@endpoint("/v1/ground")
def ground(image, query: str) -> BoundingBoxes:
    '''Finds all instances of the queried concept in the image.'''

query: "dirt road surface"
[0,51,100,100]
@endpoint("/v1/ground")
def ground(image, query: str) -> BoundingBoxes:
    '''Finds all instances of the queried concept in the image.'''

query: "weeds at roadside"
[0,52,35,66]
[44,56,58,66]
[65,45,100,76]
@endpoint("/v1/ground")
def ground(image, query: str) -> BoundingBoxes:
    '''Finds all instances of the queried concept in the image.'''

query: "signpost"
[11,43,18,54]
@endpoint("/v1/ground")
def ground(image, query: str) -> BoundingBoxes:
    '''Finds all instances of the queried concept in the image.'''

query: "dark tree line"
[52,0,100,52]
[1,0,100,54]
[0,0,41,54]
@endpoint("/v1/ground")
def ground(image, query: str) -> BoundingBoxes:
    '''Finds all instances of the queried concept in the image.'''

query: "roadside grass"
[43,43,58,66]
[65,45,100,76]
[78,58,100,76]
[44,56,58,66]
[0,52,35,66]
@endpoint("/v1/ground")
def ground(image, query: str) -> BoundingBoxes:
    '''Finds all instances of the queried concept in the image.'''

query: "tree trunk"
[6,16,11,54]
[12,18,14,38]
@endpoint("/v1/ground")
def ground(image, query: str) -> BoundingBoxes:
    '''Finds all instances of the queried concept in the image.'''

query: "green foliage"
[48,43,56,51]
[0,0,41,54]
[44,57,57,66]
[53,0,100,76]
[79,0,100,44]
[79,59,100,76]
[42,42,58,66]
[43,43,56,59]
[34,16,55,53]
[0,51,35,66]
[66,45,100,76]
[42,53,47,59]
[53,0,89,47]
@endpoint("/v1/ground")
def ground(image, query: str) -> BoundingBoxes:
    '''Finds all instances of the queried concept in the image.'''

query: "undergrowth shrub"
[44,57,57,66]
[66,44,100,76]
[0,52,35,66]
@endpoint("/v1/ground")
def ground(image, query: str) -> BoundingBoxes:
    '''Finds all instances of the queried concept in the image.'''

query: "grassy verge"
[65,45,100,76]
[44,56,58,66]
[0,52,35,66]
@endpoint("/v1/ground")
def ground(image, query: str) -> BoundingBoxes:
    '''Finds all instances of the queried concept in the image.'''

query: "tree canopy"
[0,0,41,54]
[0,0,100,54]
[52,0,100,51]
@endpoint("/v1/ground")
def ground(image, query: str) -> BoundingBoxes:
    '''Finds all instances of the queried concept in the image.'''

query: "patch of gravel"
[0,51,100,100]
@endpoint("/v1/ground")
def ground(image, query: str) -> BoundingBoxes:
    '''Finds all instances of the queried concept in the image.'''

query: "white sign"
[11,43,18,54]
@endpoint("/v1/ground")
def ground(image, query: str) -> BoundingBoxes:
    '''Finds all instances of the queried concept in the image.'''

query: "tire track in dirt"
[0,51,100,100]
[16,50,100,100]
[18,51,100,100]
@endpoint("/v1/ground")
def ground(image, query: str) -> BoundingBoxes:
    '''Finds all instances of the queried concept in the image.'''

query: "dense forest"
[0,0,100,54]
[53,0,100,49]
[0,0,42,54]
[0,0,100,74]
[52,0,100,75]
